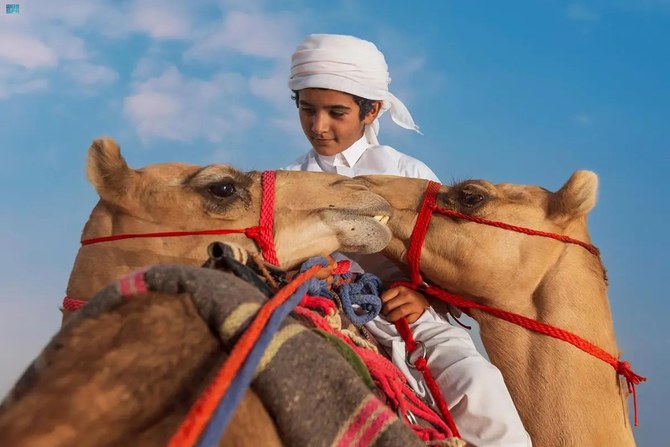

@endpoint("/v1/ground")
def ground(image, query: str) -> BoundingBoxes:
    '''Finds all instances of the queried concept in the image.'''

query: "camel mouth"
[314,208,392,254]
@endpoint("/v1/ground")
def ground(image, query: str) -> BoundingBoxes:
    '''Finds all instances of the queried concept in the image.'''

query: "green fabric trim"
[314,329,376,390]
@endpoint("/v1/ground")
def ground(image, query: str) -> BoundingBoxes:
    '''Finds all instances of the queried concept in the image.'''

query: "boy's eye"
[330,110,345,118]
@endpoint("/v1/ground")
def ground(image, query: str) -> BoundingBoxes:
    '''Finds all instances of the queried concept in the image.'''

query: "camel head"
[358,171,600,308]
[358,173,641,447]
[65,137,392,310]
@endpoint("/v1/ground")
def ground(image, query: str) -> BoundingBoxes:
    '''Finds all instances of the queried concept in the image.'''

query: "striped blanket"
[134,265,424,446]
[2,264,462,446]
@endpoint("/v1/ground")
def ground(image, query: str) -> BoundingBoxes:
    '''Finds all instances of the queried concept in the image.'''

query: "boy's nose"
[311,113,329,134]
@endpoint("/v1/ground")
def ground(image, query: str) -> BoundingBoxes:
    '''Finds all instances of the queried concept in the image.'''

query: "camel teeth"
[373,215,390,225]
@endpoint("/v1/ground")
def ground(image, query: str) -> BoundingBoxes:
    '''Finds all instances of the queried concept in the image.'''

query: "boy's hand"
[381,285,430,323]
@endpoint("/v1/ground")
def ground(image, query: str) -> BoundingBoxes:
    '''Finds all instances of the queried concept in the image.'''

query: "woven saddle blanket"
[3,264,452,446]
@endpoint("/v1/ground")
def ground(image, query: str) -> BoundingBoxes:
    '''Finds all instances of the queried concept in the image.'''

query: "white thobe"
[283,136,531,447]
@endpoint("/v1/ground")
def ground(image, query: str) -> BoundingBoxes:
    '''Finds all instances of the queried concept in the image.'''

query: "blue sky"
[0,0,667,443]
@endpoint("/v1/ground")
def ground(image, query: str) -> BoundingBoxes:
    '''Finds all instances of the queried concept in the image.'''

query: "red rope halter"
[397,180,646,427]
[81,170,279,264]
[63,171,280,311]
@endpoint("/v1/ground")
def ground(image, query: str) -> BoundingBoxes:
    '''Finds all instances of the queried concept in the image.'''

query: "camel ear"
[87,137,133,200]
[549,170,598,221]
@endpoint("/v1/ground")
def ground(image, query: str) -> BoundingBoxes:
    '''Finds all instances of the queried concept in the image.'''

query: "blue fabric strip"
[196,279,312,447]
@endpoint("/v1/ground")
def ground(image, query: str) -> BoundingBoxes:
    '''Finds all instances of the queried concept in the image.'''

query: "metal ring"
[406,409,418,425]
[405,340,427,369]
[396,408,419,425]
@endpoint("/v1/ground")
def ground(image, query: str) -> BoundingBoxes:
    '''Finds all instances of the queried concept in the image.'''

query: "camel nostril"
[207,241,232,260]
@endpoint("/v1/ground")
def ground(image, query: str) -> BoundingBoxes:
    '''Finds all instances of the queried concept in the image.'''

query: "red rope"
[395,317,461,438]
[258,171,279,266]
[433,207,600,256]
[62,297,86,311]
[81,227,259,246]
[407,181,440,285]
[332,260,352,275]
[396,179,646,427]
[167,264,322,447]
[293,303,452,441]
[299,295,337,315]
[394,180,461,437]
[80,171,279,266]
[409,281,647,426]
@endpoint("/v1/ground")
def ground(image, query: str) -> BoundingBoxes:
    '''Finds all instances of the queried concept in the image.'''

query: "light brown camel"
[1,273,282,447]
[1,264,424,447]
[359,171,638,446]
[64,137,392,321]
[0,137,397,447]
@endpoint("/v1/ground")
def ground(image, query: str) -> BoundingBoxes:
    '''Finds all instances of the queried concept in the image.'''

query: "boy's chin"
[312,141,345,156]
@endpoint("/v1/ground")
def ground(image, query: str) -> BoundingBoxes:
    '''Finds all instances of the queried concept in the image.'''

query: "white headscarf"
[288,34,420,145]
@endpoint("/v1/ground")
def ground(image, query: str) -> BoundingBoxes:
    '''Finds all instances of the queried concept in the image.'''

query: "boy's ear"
[363,101,383,124]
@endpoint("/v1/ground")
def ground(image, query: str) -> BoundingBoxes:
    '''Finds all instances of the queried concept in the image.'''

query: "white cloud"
[132,56,174,80]
[373,28,446,105]
[66,62,119,85]
[0,2,306,103]
[127,0,194,40]
[0,32,57,68]
[42,29,88,62]
[217,0,269,11]
[22,0,115,28]
[11,78,50,95]
[124,90,187,141]
[186,10,300,60]
[392,55,426,83]
[249,66,292,106]
[0,65,49,99]
[0,3,120,100]
[123,66,257,143]
[388,56,428,107]
[567,3,600,21]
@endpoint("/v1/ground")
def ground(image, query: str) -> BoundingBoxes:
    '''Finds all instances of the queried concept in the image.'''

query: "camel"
[0,137,400,447]
[1,263,423,447]
[1,269,284,447]
[359,171,639,446]
[64,137,392,321]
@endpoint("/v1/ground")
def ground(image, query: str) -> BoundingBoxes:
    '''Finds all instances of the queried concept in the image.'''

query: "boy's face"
[297,88,380,156]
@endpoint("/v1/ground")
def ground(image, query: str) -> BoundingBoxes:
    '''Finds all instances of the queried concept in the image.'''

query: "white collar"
[313,135,369,168]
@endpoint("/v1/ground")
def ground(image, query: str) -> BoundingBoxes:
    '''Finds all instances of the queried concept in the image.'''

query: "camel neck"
[475,247,635,446]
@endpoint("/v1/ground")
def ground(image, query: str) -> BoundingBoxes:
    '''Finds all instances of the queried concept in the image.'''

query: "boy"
[284,34,531,447]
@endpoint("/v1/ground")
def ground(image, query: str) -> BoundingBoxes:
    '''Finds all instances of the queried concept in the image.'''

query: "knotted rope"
[300,257,383,326]
[297,258,456,442]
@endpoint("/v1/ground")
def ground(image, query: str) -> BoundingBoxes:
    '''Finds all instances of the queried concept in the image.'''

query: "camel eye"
[460,191,485,207]
[209,182,236,198]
